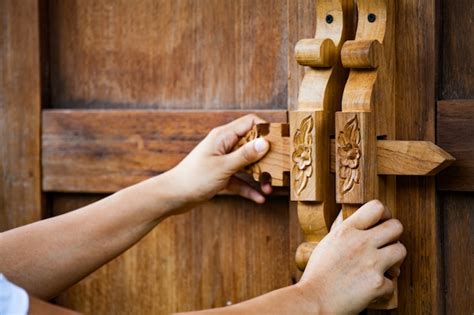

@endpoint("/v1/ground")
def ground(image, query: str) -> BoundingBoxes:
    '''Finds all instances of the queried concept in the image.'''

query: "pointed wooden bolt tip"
[377,141,455,176]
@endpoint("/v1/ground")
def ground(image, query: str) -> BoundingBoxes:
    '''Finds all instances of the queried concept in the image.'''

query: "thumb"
[226,138,270,173]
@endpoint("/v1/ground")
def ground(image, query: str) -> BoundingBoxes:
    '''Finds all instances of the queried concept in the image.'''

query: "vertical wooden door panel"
[392,1,441,314]
[439,0,474,313]
[49,0,288,110]
[48,0,297,313]
[0,0,42,231]
[52,195,291,314]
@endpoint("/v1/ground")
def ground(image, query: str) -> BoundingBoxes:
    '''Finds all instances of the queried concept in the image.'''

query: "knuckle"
[333,225,349,239]
[209,127,221,137]
[390,243,407,260]
[366,258,377,269]
[390,219,404,235]
[372,200,385,214]
[397,243,407,259]
[371,273,386,290]
[246,113,259,120]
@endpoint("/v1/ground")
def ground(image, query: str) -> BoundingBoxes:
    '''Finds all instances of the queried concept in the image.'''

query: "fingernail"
[254,138,269,153]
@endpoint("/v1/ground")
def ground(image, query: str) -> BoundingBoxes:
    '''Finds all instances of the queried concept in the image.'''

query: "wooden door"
[1,0,472,314]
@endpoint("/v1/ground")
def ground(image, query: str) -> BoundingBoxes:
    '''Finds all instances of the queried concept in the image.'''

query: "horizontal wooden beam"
[42,110,287,193]
[437,100,474,191]
[42,110,456,193]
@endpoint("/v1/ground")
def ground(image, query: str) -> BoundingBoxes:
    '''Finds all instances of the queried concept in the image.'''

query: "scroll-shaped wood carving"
[292,0,355,271]
[337,0,397,308]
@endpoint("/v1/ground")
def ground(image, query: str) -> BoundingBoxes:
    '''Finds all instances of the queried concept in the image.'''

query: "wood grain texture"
[0,0,42,231]
[377,141,454,176]
[42,110,455,194]
[42,110,287,193]
[51,194,292,314]
[437,100,474,191]
[440,193,474,315]
[440,0,474,100]
[438,1,474,314]
[48,0,288,110]
[387,0,441,314]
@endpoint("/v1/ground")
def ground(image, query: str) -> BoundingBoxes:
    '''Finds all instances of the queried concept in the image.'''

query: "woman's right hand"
[297,200,406,314]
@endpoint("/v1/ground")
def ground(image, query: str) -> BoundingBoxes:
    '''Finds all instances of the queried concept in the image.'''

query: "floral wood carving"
[292,115,314,195]
[337,115,361,194]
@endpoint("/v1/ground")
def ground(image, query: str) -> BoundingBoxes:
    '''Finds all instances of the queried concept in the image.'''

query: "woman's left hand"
[166,114,272,205]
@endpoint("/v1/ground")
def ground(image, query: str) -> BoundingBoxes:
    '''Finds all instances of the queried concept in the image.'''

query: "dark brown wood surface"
[438,0,474,314]
[440,0,474,100]
[42,110,287,193]
[0,0,42,231]
[48,0,288,110]
[437,100,474,191]
[440,192,474,314]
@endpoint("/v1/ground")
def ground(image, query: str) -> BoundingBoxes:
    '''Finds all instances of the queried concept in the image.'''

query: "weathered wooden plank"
[437,100,474,191]
[51,194,292,314]
[48,0,288,110]
[440,1,474,100]
[384,0,442,314]
[0,0,42,231]
[440,192,474,315]
[438,0,474,313]
[42,110,287,193]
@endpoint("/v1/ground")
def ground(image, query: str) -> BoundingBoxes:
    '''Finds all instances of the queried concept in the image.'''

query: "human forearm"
[179,284,319,315]
[0,172,180,299]
[28,295,81,315]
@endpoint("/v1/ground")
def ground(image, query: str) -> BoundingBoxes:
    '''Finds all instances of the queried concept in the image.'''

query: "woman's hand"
[296,200,406,314]
[166,114,272,206]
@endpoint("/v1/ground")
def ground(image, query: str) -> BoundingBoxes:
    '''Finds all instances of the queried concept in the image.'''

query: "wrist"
[292,282,323,315]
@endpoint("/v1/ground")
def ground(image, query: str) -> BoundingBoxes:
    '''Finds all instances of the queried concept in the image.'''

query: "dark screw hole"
[368,13,377,23]
[326,14,334,24]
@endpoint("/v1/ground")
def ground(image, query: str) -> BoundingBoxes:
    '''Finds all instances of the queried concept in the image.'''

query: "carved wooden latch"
[235,0,454,310]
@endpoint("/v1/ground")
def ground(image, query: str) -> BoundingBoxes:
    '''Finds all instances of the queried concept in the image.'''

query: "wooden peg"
[295,38,337,67]
[341,40,383,69]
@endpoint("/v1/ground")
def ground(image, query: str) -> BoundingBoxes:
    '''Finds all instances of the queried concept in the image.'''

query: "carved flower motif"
[292,116,314,195]
[337,115,361,193]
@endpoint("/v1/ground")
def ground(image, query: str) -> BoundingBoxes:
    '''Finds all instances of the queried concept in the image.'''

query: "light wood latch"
[233,0,455,310]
